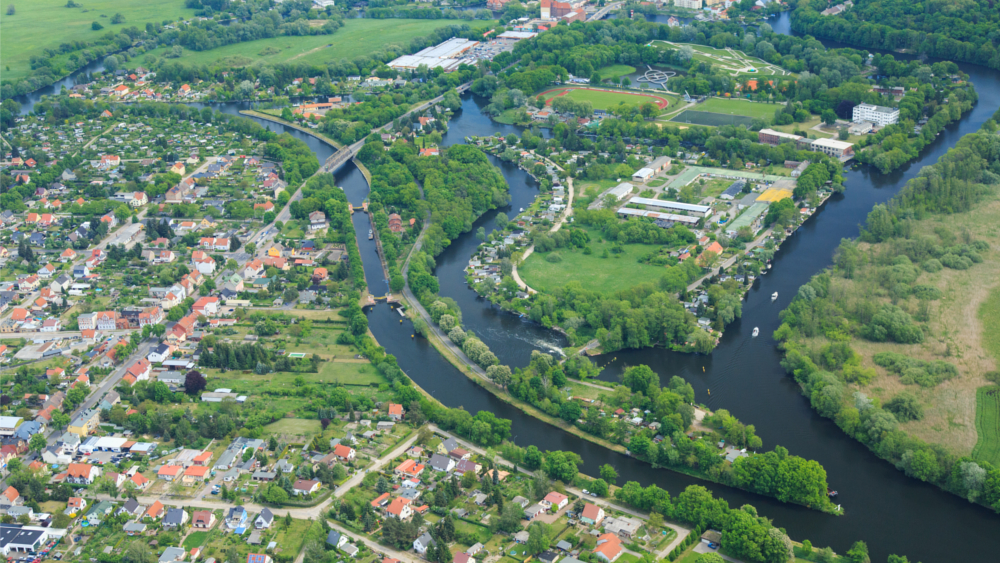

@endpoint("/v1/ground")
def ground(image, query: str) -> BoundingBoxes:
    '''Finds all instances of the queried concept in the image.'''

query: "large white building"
[852,103,899,126]
[388,38,479,72]
[674,0,702,9]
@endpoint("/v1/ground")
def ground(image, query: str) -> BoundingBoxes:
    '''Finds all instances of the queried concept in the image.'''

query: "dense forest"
[358,140,509,258]
[792,0,1000,69]
[775,108,1000,511]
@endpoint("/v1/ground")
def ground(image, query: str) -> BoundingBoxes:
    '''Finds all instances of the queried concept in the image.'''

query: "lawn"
[538,87,676,110]
[519,226,668,294]
[183,531,211,549]
[650,41,792,77]
[973,386,1000,466]
[0,0,198,82]
[204,360,384,388]
[693,97,780,120]
[132,19,491,69]
[596,64,637,81]
[263,418,322,436]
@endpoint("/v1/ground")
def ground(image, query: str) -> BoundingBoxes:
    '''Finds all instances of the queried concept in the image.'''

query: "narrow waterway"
[13,14,1000,560]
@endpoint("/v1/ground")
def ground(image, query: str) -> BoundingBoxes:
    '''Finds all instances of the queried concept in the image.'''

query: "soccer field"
[539,87,677,111]
[0,0,198,82]
[670,110,755,127]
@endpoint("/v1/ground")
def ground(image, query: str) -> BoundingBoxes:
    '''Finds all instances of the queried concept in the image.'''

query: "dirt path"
[511,159,574,294]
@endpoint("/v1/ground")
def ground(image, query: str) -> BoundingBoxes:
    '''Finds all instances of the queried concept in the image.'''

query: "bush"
[884,391,925,421]
[872,352,958,387]
[545,252,563,263]
[922,258,943,272]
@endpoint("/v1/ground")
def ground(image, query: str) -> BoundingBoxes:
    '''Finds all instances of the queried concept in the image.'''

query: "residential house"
[292,479,320,496]
[308,211,327,231]
[326,531,348,550]
[542,492,569,511]
[254,508,273,530]
[226,506,247,529]
[413,533,436,555]
[429,454,455,473]
[388,403,404,420]
[118,498,144,518]
[66,463,101,485]
[592,534,623,563]
[192,511,216,529]
[386,497,413,520]
[581,503,605,526]
[67,409,100,437]
[333,444,355,461]
[158,465,184,481]
[145,500,165,520]
[163,508,188,529]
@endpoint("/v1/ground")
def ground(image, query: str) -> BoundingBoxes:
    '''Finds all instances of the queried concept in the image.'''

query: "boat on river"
[368,229,373,240]
[828,488,839,497]
[752,327,759,337]
[771,292,778,301]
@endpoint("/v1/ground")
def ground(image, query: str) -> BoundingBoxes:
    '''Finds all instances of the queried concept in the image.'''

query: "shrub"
[922,258,943,272]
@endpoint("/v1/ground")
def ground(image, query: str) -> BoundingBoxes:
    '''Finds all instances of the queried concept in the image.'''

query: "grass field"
[263,418,322,436]
[132,19,491,69]
[538,87,677,111]
[670,110,754,127]
[972,387,1000,466]
[596,64,636,80]
[519,227,667,294]
[183,532,211,549]
[1,0,198,82]
[694,98,780,120]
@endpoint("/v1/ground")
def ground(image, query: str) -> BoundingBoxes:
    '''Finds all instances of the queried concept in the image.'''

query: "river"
[15,12,1000,561]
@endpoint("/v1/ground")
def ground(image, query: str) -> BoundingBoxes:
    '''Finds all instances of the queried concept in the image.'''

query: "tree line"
[774,107,1000,512]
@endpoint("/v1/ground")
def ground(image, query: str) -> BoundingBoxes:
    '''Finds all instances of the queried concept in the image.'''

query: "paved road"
[93,432,419,520]
[428,425,691,557]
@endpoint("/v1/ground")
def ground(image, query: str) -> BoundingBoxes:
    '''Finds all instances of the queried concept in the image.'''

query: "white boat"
[752,327,759,337]
[771,292,778,301]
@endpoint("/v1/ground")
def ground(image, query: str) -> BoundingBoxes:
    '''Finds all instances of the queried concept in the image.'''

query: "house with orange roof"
[333,444,355,461]
[592,534,623,563]
[130,472,150,490]
[254,201,275,212]
[158,465,184,481]
[183,465,210,484]
[145,500,165,519]
[2,486,20,505]
[386,497,413,519]
[66,463,101,485]
[394,459,425,479]
[388,403,404,420]
[60,248,77,262]
[193,451,212,465]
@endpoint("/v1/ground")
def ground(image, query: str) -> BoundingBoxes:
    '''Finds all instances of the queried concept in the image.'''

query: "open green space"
[183,531,211,549]
[650,41,791,77]
[132,19,493,69]
[0,0,198,82]
[692,97,779,119]
[539,87,676,111]
[263,418,322,436]
[973,386,1000,467]
[596,64,637,80]
[519,226,667,294]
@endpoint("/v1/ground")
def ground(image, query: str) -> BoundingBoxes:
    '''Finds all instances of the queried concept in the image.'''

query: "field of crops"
[973,386,1000,466]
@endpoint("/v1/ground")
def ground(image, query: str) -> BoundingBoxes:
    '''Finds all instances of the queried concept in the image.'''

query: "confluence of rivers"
[17,13,1000,562]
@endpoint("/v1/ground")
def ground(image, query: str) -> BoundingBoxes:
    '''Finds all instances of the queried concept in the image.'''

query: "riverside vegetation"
[775,107,1000,512]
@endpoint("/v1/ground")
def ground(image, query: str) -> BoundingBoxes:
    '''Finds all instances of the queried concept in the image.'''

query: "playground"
[538,86,677,111]
[649,41,792,77]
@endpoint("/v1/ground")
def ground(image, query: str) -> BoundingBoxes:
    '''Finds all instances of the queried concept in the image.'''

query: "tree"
[523,445,543,470]
[590,478,608,497]
[376,476,390,494]
[111,12,125,24]
[124,542,156,563]
[821,109,837,125]
[600,464,618,485]
[6,5,13,15]
[846,541,870,563]
[185,370,207,395]
[92,21,103,30]
[495,212,509,230]
[525,522,548,555]
[28,433,46,453]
